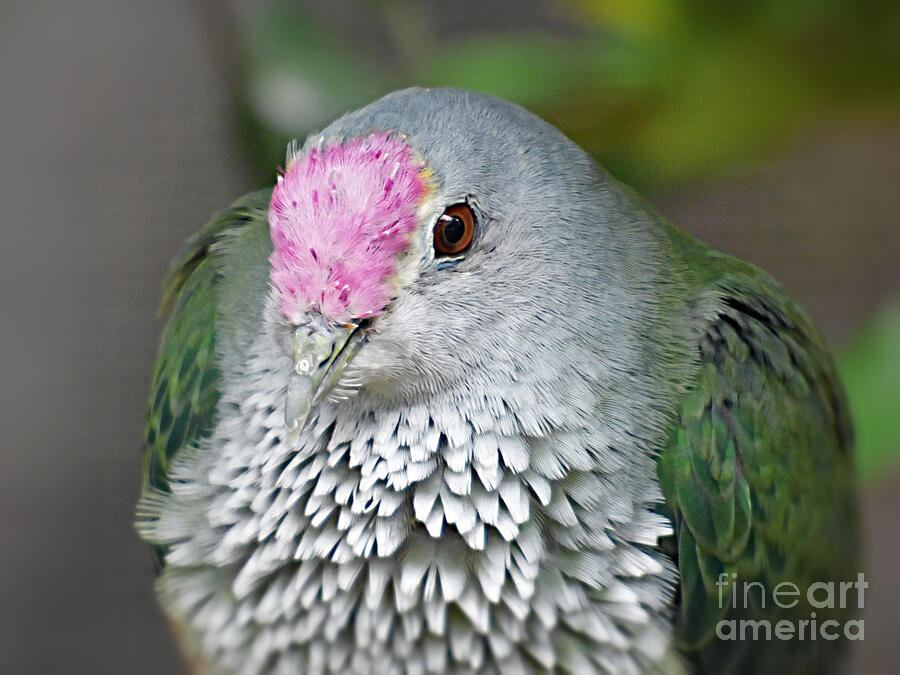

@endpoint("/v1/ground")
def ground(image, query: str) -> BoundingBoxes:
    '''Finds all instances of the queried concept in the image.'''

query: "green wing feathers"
[143,258,220,491]
[142,190,272,494]
[658,275,859,673]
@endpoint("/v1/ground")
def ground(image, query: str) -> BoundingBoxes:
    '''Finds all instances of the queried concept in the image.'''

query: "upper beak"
[284,319,366,446]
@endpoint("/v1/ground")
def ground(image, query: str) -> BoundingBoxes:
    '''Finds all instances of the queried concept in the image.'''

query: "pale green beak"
[284,320,366,446]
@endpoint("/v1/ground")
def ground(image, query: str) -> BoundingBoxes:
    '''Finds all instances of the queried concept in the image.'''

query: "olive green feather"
[658,261,859,674]
[141,190,271,567]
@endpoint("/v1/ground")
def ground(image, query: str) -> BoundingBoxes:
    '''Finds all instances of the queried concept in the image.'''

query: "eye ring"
[433,203,475,257]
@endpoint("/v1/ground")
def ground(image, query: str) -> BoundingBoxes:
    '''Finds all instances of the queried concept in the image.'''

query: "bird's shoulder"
[656,241,858,672]
[143,189,271,495]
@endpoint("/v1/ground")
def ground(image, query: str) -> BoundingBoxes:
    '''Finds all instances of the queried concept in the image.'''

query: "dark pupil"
[441,216,465,245]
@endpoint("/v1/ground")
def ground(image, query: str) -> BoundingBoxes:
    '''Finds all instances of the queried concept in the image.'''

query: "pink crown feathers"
[268,133,430,324]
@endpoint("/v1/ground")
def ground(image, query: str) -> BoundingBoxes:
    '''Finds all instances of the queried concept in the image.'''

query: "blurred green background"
[0,1,897,673]
[240,0,900,188]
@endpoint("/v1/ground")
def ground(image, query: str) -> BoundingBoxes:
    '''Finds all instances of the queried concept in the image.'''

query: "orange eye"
[433,203,475,256]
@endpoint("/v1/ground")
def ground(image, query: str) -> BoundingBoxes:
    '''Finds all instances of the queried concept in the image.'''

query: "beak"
[284,319,366,446]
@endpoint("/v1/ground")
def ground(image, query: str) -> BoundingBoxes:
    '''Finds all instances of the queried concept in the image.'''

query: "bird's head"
[267,88,662,443]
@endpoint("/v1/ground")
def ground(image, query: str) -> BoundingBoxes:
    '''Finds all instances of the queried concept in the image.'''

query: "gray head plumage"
[288,88,691,440]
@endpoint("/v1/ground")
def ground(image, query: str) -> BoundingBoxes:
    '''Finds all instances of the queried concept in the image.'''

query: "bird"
[136,87,860,674]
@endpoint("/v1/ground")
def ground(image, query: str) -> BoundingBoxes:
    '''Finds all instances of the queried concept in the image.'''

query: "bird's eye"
[433,203,475,257]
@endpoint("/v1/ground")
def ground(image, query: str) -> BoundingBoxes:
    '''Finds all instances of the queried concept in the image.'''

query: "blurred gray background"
[1,1,897,673]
